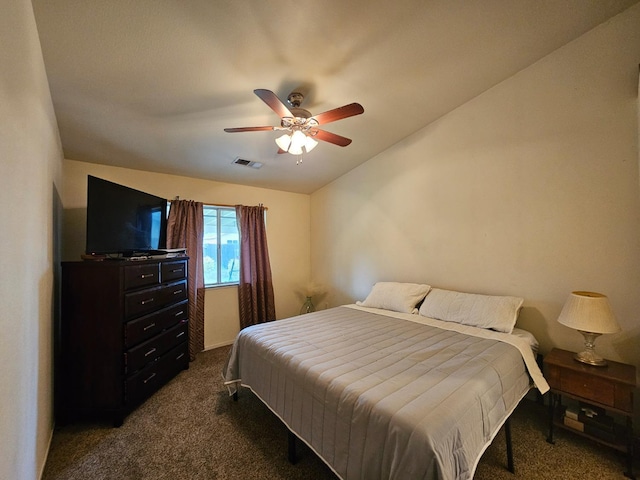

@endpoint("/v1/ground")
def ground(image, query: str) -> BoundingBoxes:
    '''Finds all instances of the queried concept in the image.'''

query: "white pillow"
[356,282,431,314]
[418,288,523,334]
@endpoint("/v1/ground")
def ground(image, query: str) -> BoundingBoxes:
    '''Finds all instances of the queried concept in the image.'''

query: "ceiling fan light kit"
[224,89,364,158]
[275,130,318,155]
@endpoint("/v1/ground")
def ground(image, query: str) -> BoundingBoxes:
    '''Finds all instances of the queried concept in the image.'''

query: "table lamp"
[557,291,620,366]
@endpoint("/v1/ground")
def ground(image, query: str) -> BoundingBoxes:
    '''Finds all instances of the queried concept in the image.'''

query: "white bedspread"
[224,306,548,480]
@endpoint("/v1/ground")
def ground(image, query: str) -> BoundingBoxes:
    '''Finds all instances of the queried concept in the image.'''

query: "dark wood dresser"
[59,257,189,426]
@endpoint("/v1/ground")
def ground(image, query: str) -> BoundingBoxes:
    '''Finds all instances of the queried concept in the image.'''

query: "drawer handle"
[176,353,185,361]
[143,323,156,331]
[144,347,157,357]
[173,289,183,295]
[141,273,155,279]
[143,372,156,384]
[175,311,184,317]
[171,269,183,273]
[176,331,185,339]
[140,298,154,305]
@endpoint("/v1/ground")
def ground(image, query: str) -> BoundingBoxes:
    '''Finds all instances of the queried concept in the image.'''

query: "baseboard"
[39,423,55,480]
[203,340,234,351]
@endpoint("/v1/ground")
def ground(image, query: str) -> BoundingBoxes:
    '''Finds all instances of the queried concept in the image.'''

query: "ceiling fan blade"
[254,89,294,118]
[312,103,364,125]
[277,148,287,154]
[313,129,353,147]
[224,126,275,133]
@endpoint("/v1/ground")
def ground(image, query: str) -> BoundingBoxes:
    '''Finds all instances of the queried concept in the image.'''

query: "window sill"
[204,283,238,290]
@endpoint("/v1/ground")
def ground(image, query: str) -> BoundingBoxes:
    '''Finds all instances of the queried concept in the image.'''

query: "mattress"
[223,305,549,480]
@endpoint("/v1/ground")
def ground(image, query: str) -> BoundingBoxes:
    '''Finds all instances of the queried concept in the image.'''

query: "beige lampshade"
[557,291,620,334]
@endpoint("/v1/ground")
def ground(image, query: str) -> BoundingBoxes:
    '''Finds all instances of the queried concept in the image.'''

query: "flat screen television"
[86,175,167,256]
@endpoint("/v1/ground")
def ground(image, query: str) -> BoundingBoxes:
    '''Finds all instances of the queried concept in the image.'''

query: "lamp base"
[574,331,608,367]
[574,350,607,366]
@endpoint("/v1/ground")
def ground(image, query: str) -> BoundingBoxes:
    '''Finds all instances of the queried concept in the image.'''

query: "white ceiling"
[32,0,638,194]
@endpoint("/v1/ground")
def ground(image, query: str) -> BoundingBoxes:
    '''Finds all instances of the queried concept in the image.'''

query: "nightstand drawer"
[545,348,635,414]
[560,370,614,406]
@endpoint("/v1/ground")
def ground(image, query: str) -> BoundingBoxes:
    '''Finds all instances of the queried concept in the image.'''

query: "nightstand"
[544,348,636,479]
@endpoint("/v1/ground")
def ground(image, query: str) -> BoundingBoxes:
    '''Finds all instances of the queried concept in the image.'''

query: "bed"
[223,283,549,480]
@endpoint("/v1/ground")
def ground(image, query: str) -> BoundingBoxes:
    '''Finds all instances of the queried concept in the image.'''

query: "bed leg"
[505,418,514,474]
[288,430,298,464]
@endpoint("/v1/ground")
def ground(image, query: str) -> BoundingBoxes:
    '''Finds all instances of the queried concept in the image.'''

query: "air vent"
[233,158,263,169]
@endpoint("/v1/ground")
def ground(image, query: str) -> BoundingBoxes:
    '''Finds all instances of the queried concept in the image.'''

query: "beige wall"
[0,0,63,478]
[312,7,640,375]
[61,159,311,348]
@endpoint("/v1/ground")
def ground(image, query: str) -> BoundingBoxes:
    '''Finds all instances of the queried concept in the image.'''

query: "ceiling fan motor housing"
[282,92,315,130]
[287,92,304,108]
[286,92,313,124]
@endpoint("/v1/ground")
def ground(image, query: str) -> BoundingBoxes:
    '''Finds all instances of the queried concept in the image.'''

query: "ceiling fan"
[224,89,364,155]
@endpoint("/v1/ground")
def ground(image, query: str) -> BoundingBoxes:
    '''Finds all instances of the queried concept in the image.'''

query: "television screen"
[86,176,167,255]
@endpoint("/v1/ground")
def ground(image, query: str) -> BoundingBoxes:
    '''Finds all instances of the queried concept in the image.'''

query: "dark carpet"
[43,346,637,479]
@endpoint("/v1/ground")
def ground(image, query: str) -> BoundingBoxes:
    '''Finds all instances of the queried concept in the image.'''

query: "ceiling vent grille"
[233,158,263,169]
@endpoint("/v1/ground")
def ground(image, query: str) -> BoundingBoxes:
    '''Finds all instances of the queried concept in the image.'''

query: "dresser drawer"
[124,300,188,348]
[124,263,160,290]
[125,320,188,374]
[161,260,187,282]
[159,279,188,306]
[125,342,189,406]
[124,280,188,319]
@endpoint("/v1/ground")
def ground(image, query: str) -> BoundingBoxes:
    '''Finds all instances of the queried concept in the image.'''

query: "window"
[203,206,240,286]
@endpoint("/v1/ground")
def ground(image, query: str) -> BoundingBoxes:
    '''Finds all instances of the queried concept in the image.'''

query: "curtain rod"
[173,197,268,210]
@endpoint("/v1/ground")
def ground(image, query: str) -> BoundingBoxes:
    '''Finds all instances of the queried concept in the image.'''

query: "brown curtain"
[167,200,204,361]
[235,205,276,328]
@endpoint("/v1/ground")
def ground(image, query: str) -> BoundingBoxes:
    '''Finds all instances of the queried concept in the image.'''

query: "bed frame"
[232,390,516,474]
